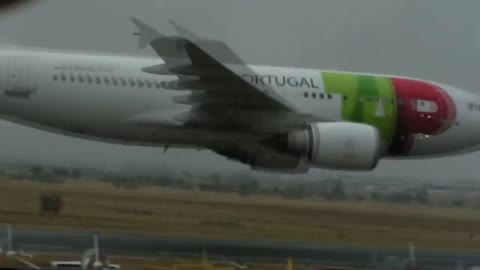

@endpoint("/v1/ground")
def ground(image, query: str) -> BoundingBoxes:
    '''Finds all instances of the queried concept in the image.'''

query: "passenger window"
[319,93,324,99]
[103,76,110,85]
[53,74,58,81]
[155,81,162,89]
[304,92,308,98]
[312,93,317,98]
[60,73,67,82]
[327,94,332,99]
[112,77,118,86]
[87,75,93,84]
[146,80,152,88]
[69,74,76,82]
[95,76,101,84]
[78,75,84,83]
[137,79,144,88]
[467,103,480,111]
[129,78,135,87]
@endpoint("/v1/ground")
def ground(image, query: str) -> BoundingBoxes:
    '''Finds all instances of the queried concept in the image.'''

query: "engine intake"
[266,122,382,171]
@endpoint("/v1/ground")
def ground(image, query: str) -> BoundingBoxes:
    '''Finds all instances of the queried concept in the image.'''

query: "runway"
[8,228,480,268]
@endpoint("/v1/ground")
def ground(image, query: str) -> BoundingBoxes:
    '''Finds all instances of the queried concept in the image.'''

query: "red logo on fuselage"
[391,78,456,135]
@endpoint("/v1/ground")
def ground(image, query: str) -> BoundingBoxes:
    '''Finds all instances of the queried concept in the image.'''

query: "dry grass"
[1,179,480,252]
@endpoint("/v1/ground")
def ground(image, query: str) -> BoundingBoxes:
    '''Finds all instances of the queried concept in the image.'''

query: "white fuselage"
[0,48,480,161]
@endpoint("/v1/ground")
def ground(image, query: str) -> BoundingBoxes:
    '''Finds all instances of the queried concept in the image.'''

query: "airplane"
[50,232,120,270]
[0,18,479,173]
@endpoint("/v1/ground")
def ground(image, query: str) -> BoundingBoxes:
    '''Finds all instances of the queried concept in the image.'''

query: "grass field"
[1,179,480,252]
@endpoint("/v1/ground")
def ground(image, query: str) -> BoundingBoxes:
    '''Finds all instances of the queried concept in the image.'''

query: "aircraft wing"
[131,18,313,131]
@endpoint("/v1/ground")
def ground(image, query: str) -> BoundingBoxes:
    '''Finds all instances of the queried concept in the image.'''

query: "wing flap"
[131,18,294,112]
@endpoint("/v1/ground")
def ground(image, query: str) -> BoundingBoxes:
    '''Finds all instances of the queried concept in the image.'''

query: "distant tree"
[385,192,413,204]
[10,172,26,181]
[31,165,43,176]
[330,179,346,200]
[354,195,365,201]
[52,167,69,177]
[272,186,281,195]
[370,192,382,201]
[112,179,122,189]
[238,178,259,196]
[152,175,174,187]
[414,186,429,204]
[210,174,221,185]
[122,177,141,189]
[174,178,192,189]
[282,184,305,199]
[71,169,82,179]
[451,199,465,208]
[45,176,66,184]
[39,192,63,218]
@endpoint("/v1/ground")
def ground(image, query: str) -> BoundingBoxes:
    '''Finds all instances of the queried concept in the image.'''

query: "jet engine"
[264,122,382,171]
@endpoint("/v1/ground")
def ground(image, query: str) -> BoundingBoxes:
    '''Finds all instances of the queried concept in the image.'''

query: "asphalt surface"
[6,228,480,269]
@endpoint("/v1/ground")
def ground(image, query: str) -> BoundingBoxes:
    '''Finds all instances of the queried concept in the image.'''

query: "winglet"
[168,19,197,40]
[131,17,163,48]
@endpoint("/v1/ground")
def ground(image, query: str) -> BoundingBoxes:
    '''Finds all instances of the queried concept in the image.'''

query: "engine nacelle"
[214,148,306,172]
[267,122,382,171]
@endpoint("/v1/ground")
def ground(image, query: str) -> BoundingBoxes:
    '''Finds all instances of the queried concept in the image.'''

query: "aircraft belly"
[0,85,192,146]
[0,111,243,148]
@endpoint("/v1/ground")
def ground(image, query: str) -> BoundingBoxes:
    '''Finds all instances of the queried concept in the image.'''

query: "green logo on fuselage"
[322,72,397,143]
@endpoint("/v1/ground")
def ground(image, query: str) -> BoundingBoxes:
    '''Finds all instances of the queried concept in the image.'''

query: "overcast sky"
[0,0,478,181]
